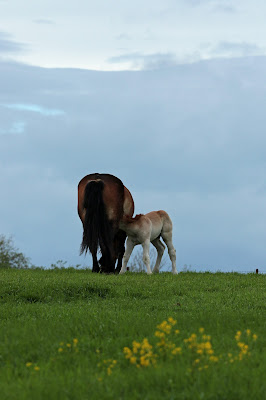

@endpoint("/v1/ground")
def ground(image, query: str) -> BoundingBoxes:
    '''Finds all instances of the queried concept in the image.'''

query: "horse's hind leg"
[142,240,152,275]
[92,252,100,273]
[151,238,165,273]
[114,230,127,274]
[119,238,135,274]
[161,231,178,275]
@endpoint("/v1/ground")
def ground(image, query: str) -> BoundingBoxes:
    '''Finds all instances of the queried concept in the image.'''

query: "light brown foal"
[119,210,177,275]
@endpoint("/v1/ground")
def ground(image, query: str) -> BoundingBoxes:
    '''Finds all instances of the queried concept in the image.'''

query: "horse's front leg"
[119,238,135,274]
[142,240,152,275]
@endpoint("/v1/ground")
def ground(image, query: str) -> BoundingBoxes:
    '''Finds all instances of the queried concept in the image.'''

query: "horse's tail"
[80,180,112,257]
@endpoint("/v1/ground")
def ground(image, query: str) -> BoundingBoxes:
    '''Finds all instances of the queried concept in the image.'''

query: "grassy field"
[0,268,265,400]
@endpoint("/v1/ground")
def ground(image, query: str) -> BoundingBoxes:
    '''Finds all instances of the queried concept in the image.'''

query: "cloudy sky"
[1,0,266,272]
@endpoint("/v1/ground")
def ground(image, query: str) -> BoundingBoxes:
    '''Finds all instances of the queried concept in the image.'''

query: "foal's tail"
[80,180,112,258]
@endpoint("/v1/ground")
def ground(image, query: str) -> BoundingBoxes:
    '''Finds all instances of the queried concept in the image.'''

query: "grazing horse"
[119,210,177,275]
[78,173,134,273]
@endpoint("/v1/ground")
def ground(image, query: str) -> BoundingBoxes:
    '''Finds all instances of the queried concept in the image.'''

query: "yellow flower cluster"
[231,329,258,362]
[155,317,182,357]
[184,328,218,370]
[123,338,156,368]
[58,338,79,353]
[114,318,259,378]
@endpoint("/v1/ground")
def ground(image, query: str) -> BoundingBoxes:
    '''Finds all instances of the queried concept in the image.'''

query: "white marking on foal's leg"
[162,232,178,275]
[119,239,135,274]
[142,240,152,275]
[151,238,165,273]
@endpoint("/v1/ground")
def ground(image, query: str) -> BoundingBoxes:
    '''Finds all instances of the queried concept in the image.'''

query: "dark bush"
[0,235,30,269]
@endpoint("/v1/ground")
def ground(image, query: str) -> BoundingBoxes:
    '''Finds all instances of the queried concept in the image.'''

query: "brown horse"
[78,173,134,273]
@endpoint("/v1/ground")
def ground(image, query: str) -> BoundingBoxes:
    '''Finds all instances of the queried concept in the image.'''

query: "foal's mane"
[123,214,144,223]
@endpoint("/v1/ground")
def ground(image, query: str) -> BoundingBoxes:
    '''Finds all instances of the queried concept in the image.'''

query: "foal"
[119,210,177,275]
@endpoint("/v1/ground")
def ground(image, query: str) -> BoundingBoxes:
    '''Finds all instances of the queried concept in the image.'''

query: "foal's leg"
[151,238,165,273]
[119,238,135,274]
[161,232,178,274]
[142,240,152,275]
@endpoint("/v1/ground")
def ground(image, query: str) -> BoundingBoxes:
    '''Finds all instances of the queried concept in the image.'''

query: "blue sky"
[1,1,266,272]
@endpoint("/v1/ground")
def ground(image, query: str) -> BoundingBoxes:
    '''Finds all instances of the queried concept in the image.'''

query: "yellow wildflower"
[34,366,40,371]
[199,327,204,334]
[140,356,150,367]
[168,317,177,325]
[155,331,165,338]
[172,347,182,355]
[130,357,137,364]
[253,334,258,341]
[26,362,32,367]
[123,347,132,359]
[204,342,212,350]
[66,343,71,348]
[73,338,78,346]
[58,347,63,353]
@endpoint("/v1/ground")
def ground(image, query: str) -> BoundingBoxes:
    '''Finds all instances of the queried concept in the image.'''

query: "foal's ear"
[134,214,144,220]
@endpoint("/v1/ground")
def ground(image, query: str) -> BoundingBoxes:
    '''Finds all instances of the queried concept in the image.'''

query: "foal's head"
[123,214,144,224]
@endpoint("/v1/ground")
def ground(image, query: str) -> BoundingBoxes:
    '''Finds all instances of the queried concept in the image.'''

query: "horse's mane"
[123,214,144,223]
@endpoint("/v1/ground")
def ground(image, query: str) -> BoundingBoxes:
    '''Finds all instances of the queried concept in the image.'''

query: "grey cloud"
[0,121,26,135]
[0,32,27,54]
[213,4,236,13]
[1,57,266,271]
[2,103,65,116]
[211,41,264,57]
[185,0,237,12]
[33,19,55,25]
[116,33,131,41]
[185,0,232,5]
[108,52,179,70]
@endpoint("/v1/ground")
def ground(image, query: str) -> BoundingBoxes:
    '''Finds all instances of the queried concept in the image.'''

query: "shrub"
[0,234,30,269]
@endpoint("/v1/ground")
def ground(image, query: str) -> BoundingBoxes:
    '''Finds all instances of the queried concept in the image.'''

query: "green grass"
[0,268,265,400]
